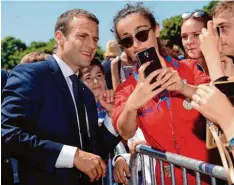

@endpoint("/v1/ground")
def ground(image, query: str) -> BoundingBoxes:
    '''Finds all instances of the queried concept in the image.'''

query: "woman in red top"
[181,9,234,79]
[111,3,215,185]
[180,10,212,75]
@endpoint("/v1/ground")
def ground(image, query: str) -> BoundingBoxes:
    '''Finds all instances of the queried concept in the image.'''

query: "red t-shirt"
[112,57,214,185]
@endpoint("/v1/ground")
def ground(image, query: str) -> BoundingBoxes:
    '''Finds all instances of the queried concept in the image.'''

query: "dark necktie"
[69,74,91,152]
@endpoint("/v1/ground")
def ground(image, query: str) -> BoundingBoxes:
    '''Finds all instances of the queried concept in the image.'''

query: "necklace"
[133,57,181,154]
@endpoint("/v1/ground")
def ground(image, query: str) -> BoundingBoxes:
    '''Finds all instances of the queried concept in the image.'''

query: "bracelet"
[214,76,229,82]
[228,137,234,150]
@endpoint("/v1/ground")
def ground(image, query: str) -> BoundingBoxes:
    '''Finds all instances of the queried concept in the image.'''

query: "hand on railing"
[114,156,131,185]
[129,140,148,155]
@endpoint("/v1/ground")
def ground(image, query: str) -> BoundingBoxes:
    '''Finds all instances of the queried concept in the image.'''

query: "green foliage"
[18,39,56,62]
[1,36,104,69]
[160,15,182,48]
[95,45,104,61]
[1,36,27,69]
[160,1,218,50]
[203,1,218,14]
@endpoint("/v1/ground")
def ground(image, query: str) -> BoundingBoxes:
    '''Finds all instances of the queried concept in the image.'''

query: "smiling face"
[116,13,160,62]
[181,18,205,59]
[81,65,106,99]
[55,16,99,72]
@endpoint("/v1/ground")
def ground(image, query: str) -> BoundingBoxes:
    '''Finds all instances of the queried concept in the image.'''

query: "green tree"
[18,39,56,61]
[160,15,182,48]
[1,36,27,69]
[203,1,218,14]
[1,35,104,69]
[160,1,218,50]
[95,46,104,61]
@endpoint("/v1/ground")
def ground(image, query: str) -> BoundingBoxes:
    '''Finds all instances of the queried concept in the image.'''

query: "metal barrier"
[103,141,128,185]
[128,145,233,185]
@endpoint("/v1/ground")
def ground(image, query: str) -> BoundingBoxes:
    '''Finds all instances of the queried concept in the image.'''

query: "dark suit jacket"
[1,56,120,185]
[1,69,9,93]
[1,69,14,185]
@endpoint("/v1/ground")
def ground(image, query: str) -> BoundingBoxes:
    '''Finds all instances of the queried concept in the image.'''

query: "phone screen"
[226,55,234,64]
[136,47,162,84]
[214,81,234,97]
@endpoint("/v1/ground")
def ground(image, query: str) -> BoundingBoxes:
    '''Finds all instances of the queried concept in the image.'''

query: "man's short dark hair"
[54,9,99,36]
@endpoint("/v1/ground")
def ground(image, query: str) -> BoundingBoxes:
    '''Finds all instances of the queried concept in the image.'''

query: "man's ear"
[154,24,160,38]
[55,31,65,47]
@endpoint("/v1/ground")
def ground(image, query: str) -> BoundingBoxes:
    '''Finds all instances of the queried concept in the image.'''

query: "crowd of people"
[1,1,234,185]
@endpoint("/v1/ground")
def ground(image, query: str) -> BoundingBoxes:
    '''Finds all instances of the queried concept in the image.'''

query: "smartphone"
[136,47,162,84]
[122,66,134,79]
[226,55,234,64]
[214,81,234,97]
[216,26,220,37]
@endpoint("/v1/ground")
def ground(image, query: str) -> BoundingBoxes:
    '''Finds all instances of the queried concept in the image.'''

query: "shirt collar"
[53,54,74,78]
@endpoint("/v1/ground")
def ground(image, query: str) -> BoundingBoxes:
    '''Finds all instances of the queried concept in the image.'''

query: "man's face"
[213,12,234,56]
[56,16,99,71]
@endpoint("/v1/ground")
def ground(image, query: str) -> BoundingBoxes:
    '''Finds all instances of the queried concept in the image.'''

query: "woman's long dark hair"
[112,3,167,57]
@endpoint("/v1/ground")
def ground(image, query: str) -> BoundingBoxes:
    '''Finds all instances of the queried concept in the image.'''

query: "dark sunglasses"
[119,27,152,48]
[181,11,206,20]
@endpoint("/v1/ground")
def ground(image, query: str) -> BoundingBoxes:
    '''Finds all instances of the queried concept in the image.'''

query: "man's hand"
[114,156,131,185]
[199,20,221,62]
[73,149,106,182]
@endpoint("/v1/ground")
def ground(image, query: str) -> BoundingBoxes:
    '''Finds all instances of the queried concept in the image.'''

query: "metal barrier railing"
[103,141,128,185]
[128,145,233,185]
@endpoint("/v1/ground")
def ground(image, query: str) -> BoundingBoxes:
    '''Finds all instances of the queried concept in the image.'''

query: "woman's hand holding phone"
[126,62,165,111]
[128,64,185,111]
[156,67,184,93]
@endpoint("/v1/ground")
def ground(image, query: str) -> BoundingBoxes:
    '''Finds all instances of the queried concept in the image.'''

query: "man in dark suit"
[1,69,14,185]
[1,69,9,93]
[1,9,119,185]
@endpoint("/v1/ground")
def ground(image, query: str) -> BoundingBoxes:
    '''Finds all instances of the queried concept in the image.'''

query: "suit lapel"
[46,56,98,151]
[46,56,79,132]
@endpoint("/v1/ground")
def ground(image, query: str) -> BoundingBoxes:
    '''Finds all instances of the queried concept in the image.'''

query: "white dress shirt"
[53,55,117,168]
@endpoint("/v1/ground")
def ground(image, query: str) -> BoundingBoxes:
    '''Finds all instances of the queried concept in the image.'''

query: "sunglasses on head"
[181,11,206,20]
[118,27,152,49]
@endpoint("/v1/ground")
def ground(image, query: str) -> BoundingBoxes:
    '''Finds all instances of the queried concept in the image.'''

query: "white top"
[113,128,155,185]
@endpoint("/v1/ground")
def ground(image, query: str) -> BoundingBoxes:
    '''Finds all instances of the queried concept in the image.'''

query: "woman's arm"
[116,63,165,140]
